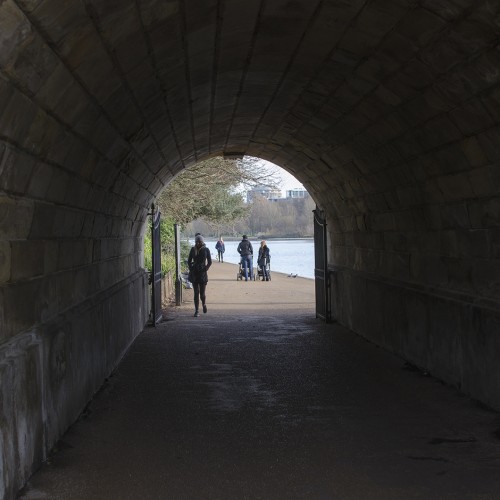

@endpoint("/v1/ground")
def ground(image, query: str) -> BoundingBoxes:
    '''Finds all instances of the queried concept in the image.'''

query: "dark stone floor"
[18,265,500,499]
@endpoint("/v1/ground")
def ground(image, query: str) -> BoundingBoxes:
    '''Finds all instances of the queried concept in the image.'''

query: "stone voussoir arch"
[2,0,500,497]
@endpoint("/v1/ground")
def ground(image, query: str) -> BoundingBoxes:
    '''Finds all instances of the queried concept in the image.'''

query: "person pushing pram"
[237,234,253,281]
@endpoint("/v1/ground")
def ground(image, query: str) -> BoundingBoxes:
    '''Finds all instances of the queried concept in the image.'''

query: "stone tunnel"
[2,0,500,496]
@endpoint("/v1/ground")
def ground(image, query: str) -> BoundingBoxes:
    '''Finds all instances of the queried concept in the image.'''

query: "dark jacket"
[187,244,212,284]
[258,246,270,266]
[237,237,253,257]
[215,240,225,253]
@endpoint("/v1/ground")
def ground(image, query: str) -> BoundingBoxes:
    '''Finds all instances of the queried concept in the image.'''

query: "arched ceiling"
[3,2,500,456]
[0,0,499,228]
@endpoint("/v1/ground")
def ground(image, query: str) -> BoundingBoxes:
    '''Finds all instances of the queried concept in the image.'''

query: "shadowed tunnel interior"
[2,0,500,497]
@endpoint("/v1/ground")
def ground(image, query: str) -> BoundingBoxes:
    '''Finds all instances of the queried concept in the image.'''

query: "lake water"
[203,238,315,279]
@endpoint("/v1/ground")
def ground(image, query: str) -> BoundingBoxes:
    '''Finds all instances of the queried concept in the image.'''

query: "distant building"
[247,185,283,203]
[286,188,309,199]
[246,186,309,203]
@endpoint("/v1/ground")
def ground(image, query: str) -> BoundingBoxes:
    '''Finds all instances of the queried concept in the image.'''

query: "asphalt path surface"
[19,263,500,499]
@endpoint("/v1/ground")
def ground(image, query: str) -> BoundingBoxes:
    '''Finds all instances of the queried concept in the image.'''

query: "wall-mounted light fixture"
[223,152,245,160]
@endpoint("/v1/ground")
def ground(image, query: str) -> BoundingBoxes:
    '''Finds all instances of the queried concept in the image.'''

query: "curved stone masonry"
[1,0,500,497]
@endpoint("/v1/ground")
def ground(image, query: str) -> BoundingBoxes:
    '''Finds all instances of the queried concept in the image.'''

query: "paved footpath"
[19,263,500,499]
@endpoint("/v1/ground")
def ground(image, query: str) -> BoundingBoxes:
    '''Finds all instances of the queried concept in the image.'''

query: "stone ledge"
[329,264,500,315]
[0,267,149,500]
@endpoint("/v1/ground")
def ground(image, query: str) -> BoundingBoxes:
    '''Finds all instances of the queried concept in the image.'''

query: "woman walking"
[257,240,270,281]
[188,234,212,317]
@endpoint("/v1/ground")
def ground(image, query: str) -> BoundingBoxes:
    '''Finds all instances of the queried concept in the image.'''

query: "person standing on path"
[237,234,253,281]
[215,237,225,262]
[257,240,270,281]
[188,234,212,317]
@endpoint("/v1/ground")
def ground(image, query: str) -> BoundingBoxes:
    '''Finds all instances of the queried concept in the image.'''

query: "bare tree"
[156,156,281,226]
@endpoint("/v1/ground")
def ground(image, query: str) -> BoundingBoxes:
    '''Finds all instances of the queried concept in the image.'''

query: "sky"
[257,159,304,195]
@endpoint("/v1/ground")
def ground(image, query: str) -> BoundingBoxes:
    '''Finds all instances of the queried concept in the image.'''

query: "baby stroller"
[256,259,271,281]
[237,260,256,281]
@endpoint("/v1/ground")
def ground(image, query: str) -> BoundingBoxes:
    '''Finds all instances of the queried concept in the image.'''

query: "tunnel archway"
[178,156,316,281]
[2,1,500,497]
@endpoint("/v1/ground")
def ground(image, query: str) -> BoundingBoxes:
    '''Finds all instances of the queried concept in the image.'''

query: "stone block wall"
[3,0,500,496]
[0,188,151,498]
[0,269,148,500]
[330,266,500,411]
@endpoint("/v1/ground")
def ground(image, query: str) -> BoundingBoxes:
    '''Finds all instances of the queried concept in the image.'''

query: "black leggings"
[193,282,207,311]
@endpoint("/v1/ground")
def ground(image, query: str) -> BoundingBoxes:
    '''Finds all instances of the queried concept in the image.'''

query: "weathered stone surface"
[440,203,470,229]
[2,0,500,497]
[450,98,494,136]
[0,272,148,499]
[10,240,44,281]
[57,239,92,271]
[0,148,36,195]
[0,196,34,239]
[460,137,488,168]
[436,172,475,201]
[460,306,500,407]
[0,89,38,143]
[0,3,33,67]
[469,198,500,228]
[0,241,11,283]
[0,359,16,495]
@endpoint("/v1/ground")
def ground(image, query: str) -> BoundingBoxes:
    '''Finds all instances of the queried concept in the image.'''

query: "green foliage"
[143,216,186,274]
[199,185,246,224]
[143,228,152,270]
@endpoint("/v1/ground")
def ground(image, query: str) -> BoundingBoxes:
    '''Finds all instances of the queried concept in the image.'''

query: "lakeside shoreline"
[203,238,315,280]
[211,260,314,281]
[184,236,314,242]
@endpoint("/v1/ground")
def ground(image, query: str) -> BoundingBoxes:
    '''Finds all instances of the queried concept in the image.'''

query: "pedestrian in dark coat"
[237,234,253,281]
[188,234,212,317]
